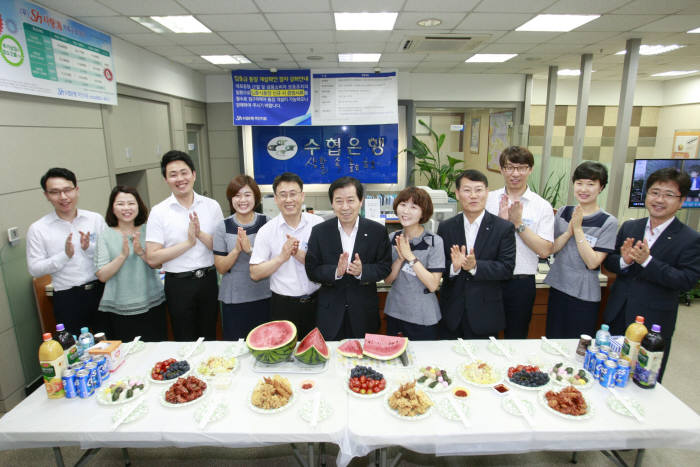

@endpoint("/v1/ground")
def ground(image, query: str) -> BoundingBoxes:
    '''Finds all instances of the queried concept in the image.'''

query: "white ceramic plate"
[345,378,387,399]
[96,378,149,405]
[248,387,296,414]
[160,383,208,408]
[148,366,190,384]
[607,395,645,418]
[435,398,470,422]
[298,398,333,423]
[384,390,433,421]
[194,399,228,424]
[178,342,205,358]
[457,362,503,388]
[111,402,148,424]
[451,341,477,357]
[194,355,238,380]
[538,388,594,421]
[541,340,573,357]
[501,396,535,418]
[487,341,515,358]
[127,340,145,355]
[224,341,249,357]
[548,364,595,390]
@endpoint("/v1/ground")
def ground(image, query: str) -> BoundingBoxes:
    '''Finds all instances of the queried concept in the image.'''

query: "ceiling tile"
[394,12,467,30]
[189,64,224,72]
[455,13,536,31]
[235,43,290,53]
[265,13,334,30]
[576,14,664,32]
[545,0,629,14]
[35,0,118,17]
[170,33,229,46]
[119,33,176,46]
[403,0,479,12]
[412,64,458,72]
[552,31,621,44]
[474,0,556,13]
[612,0,698,15]
[335,43,386,53]
[285,43,338,53]
[634,15,700,32]
[197,14,270,31]
[380,52,428,61]
[478,42,537,53]
[245,53,294,61]
[169,55,211,65]
[421,54,471,63]
[255,0,331,13]
[330,0,405,12]
[184,45,243,55]
[498,31,563,43]
[335,31,392,43]
[145,45,192,55]
[218,31,281,44]
[177,0,259,14]
[277,30,336,43]
[76,16,150,34]
[102,0,188,16]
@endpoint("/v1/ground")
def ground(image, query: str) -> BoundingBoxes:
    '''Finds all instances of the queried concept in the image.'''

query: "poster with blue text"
[232,69,311,126]
[0,0,117,105]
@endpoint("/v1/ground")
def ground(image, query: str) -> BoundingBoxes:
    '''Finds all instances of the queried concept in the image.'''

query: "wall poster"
[470,117,480,154]
[487,110,513,172]
[671,130,700,159]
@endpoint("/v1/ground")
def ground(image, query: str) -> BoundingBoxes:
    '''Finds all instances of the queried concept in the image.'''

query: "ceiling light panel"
[651,70,698,77]
[516,14,600,32]
[338,53,382,62]
[335,12,398,30]
[465,53,517,63]
[202,55,251,64]
[130,17,168,33]
[151,16,212,33]
[615,44,684,55]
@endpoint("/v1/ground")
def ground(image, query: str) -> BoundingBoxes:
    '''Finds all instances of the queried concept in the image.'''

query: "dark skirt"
[546,287,600,339]
[221,298,271,340]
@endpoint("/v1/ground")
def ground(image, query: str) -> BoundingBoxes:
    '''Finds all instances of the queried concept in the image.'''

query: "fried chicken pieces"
[545,385,588,416]
[388,381,433,417]
[251,375,293,409]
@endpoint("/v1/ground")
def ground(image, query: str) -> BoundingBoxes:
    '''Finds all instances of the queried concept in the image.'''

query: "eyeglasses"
[502,165,530,174]
[46,187,76,197]
[276,191,300,200]
[647,190,681,200]
[460,188,486,196]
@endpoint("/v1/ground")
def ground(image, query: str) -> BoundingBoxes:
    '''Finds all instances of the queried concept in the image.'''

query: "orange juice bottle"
[39,332,67,399]
[620,316,648,379]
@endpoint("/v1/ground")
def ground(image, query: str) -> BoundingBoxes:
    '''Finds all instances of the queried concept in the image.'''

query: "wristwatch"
[408,257,419,266]
[516,223,526,233]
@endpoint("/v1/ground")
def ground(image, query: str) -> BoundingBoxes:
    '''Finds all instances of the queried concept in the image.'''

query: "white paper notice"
[364,198,381,221]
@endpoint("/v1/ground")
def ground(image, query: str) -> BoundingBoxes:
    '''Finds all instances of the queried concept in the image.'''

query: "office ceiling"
[37,0,700,80]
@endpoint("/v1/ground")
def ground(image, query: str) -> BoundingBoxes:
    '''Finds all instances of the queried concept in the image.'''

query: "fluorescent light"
[688,27,700,33]
[465,54,517,63]
[417,18,442,27]
[151,15,211,33]
[202,55,251,65]
[516,14,599,32]
[616,44,684,56]
[334,12,398,31]
[338,53,381,62]
[557,69,596,76]
[130,17,168,33]
[651,70,698,77]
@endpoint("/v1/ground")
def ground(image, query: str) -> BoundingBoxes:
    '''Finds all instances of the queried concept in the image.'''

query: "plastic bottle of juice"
[620,316,648,378]
[55,323,79,365]
[633,324,665,389]
[39,333,68,399]
[595,324,611,347]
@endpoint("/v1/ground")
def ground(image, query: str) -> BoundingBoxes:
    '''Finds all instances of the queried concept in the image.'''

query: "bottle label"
[65,345,78,365]
[40,355,67,398]
[634,348,663,387]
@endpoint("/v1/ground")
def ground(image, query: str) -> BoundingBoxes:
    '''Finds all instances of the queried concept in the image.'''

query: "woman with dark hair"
[95,186,166,341]
[213,175,271,340]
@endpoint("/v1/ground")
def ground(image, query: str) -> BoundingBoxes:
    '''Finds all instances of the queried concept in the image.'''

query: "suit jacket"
[305,217,392,338]
[603,217,700,339]
[438,211,516,335]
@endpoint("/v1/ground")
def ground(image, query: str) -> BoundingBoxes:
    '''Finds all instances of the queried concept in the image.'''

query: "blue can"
[615,359,630,388]
[593,352,607,380]
[599,345,611,358]
[68,362,84,372]
[85,362,101,389]
[79,354,92,366]
[76,369,94,398]
[607,351,620,365]
[95,356,109,382]
[584,344,598,373]
[599,360,617,388]
[62,369,77,399]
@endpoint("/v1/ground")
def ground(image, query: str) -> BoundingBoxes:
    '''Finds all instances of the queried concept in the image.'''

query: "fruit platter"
[549,362,593,389]
[249,375,295,414]
[336,334,414,369]
[385,381,433,420]
[346,365,386,398]
[507,364,550,390]
[149,358,190,383]
[161,376,208,407]
[416,365,453,393]
[195,355,238,380]
[97,377,148,405]
[539,385,594,420]
[458,360,503,387]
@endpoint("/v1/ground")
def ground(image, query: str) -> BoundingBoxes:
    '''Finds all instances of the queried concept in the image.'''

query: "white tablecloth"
[0,340,698,467]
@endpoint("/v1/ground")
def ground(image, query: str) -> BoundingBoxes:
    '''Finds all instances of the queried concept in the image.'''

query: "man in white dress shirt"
[486,146,554,339]
[146,151,223,341]
[27,168,107,335]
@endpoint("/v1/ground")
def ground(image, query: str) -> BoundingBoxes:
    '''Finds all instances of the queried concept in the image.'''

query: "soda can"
[599,360,617,388]
[85,362,101,389]
[68,362,84,372]
[593,352,607,380]
[599,345,611,358]
[575,334,592,361]
[95,356,109,382]
[79,354,92,365]
[76,369,94,398]
[615,360,630,388]
[62,370,77,399]
[607,351,620,365]
[584,344,598,373]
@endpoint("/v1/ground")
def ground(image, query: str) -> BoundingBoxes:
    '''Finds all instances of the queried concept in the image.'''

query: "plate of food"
[501,396,535,418]
[97,378,148,405]
[111,402,148,425]
[195,355,238,380]
[507,364,551,390]
[194,399,228,424]
[346,365,387,398]
[298,398,333,423]
[435,397,469,422]
[385,381,433,421]
[149,358,190,383]
[549,362,594,389]
[487,341,515,358]
[160,376,208,408]
[178,341,205,358]
[249,375,296,414]
[451,341,477,357]
[458,361,503,387]
[539,386,594,420]
[416,365,454,393]
[606,395,645,419]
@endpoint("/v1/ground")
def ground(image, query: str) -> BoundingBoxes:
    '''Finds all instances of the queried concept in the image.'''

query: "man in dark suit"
[438,170,516,338]
[306,177,392,340]
[604,167,700,382]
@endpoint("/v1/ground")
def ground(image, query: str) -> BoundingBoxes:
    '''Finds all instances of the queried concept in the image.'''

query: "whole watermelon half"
[246,320,297,364]
[363,333,408,360]
[294,328,329,365]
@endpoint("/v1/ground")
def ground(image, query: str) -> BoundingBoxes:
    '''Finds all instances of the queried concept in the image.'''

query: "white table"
[0,340,698,467]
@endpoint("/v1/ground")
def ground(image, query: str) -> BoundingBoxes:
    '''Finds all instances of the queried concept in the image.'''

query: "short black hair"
[646,167,691,198]
[272,172,303,194]
[105,186,148,227]
[455,169,489,189]
[328,176,364,202]
[40,168,77,191]
[499,146,535,168]
[573,161,608,189]
[160,150,195,177]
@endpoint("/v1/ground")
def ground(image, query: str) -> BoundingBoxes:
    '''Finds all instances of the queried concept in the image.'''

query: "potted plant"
[529,171,567,210]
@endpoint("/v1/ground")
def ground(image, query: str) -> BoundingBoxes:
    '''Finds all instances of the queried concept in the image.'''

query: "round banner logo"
[266,136,298,160]
[103,68,113,81]
[0,35,24,67]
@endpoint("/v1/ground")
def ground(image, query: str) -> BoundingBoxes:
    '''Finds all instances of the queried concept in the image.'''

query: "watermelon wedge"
[294,328,329,365]
[363,334,408,360]
[337,339,363,358]
[246,320,297,364]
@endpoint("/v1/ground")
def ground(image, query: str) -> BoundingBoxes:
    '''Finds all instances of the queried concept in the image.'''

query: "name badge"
[584,234,598,247]
[401,262,417,276]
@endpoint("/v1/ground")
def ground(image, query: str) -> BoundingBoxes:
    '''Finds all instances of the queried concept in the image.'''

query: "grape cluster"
[510,369,549,387]
[350,365,383,381]
[164,361,190,380]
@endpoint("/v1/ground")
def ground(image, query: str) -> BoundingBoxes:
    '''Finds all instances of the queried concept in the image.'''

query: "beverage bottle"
[594,324,611,347]
[633,324,665,389]
[620,315,648,378]
[39,333,68,399]
[77,327,95,357]
[55,323,79,365]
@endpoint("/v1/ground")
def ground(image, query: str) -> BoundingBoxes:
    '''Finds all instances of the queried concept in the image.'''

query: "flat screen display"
[629,159,700,208]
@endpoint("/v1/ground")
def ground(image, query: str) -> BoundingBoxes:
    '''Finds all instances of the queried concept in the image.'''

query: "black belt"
[512,274,535,279]
[273,291,318,304]
[63,280,100,292]
[165,266,215,279]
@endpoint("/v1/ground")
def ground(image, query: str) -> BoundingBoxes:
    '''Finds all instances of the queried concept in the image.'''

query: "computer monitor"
[629,159,700,208]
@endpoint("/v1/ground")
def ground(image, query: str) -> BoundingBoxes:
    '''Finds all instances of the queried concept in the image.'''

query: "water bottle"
[595,324,611,347]
[77,327,95,357]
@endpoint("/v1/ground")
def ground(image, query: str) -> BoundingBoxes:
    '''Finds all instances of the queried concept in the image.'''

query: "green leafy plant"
[529,171,567,208]
[403,119,463,198]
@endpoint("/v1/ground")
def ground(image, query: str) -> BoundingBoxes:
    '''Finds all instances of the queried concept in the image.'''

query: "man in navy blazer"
[306,177,392,340]
[438,170,516,338]
[604,168,700,382]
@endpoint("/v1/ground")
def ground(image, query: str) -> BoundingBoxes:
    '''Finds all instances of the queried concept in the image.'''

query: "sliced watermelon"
[294,328,329,365]
[246,320,297,364]
[337,339,363,358]
[363,333,408,360]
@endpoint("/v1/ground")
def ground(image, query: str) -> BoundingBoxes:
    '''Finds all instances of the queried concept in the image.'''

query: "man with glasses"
[604,167,700,382]
[250,172,323,338]
[486,146,554,339]
[27,168,107,335]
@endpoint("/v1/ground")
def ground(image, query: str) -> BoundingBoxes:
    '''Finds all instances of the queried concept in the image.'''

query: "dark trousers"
[386,315,438,341]
[106,302,167,342]
[503,275,536,339]
[221,298,270,341]
[52,281,105,337]
[164,272,218,341]
[270,292,317,339]
[546,287,600,339]
[439,314,489,340]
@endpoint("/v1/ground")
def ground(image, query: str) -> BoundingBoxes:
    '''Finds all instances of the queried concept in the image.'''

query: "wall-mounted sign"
[671,130,700,159]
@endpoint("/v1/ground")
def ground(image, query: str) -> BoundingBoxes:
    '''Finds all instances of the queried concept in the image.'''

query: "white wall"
[662,75,700,106]
[532,78,664,106]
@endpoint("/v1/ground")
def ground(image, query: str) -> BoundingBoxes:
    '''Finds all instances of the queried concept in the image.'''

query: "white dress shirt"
[145,192,224,272]
[336,217,360,279]
[250,211,323,296]
[620,216,675,269]
[26,209,107,291]
[486,187,554,275]
[450,211,483,276]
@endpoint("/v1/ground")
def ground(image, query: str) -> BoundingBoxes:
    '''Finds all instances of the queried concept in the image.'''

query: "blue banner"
[252,124,399,184]
[232,69,311,126]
